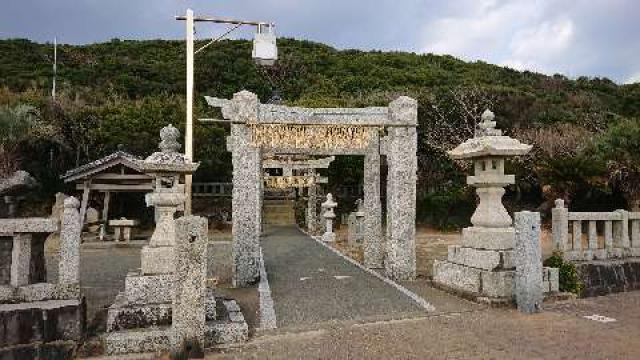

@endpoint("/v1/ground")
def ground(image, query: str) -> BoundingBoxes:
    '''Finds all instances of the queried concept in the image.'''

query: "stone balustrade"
[552,199,640,261]
[0,197,85,357]
[0,197,82,303]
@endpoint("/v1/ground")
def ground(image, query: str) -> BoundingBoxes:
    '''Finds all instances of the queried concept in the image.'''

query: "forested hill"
[1,38,640,225]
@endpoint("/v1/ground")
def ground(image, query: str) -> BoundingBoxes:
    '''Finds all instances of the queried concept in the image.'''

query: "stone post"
[384,97,418,281]
[59,196,82,284]
[307,182,318,234]
[552,199,569,251]
[171,216,208,359]
[364,133,383,268]
[613,210,630,252]
[321,193,337,242]
[229,91,262,287]
[514,211,543,314]
[10,233,31,287]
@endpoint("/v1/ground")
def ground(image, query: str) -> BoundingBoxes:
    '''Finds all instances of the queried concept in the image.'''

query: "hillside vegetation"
[1,38,639,226]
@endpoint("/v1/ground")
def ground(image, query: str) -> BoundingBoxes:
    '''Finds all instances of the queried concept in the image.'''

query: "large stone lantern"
[433,110,532,303]
[139,124,199,275]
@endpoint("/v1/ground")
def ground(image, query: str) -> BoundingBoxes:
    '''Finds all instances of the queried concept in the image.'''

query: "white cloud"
[503,17,575,74]
[420,0,581,76]
[625,72,640,84]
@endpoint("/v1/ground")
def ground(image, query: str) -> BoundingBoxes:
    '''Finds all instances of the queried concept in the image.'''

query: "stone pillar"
[10,233,31,287]
[552,199,569,251]
[384,124,417,280]
[514,211,543,314]
[364,133,383,268]
[613,210,630,251]
[307,180,318,234]
[141,191,185,275]
[171,216,208,359]
[59,196,82,284]
[228,91,262,287]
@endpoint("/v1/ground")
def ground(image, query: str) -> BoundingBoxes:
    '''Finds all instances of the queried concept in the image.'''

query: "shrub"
[543,251,583,296]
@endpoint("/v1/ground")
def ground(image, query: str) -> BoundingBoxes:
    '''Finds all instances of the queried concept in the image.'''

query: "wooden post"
[79,180,91,227]
[102,191,111,223]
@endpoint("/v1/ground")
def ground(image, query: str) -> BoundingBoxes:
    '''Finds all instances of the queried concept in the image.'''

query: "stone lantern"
[321,193,337,242]
[139,124,199,275]
[433,110,532,303]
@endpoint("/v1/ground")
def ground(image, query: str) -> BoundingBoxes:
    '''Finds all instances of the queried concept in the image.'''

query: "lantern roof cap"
[448,110,532,160]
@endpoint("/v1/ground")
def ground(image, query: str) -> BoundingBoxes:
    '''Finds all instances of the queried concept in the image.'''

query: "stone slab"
[124,273,173,305]
[1,283,80,304]
[432,260,482,294]
[140,246,174,275]
[0,218,58,234]
[16,283,80,303]
[447,246,514,271]
[461,226,515,250]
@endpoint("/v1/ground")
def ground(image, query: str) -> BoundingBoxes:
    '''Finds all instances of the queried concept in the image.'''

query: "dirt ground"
[333,226,555,277]
[206,291,640,360]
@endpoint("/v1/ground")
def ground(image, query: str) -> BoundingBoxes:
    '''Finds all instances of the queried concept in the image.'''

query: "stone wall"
[577,259,640,297]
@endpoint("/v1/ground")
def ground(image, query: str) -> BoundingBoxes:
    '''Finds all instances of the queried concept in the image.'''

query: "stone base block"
[461,227,515,250]
[447,246,515,271]
[104,327,171,355]
[433,260,516,299]
[124,272,173,305]
[481,270,514,298]
[0,299,85,348]
[107,297,172,332]
[205,300,248,346]
[140,246,174,275]
[432,260,482,294]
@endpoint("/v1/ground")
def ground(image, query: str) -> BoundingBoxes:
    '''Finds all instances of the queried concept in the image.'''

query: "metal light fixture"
[252,23,278,66]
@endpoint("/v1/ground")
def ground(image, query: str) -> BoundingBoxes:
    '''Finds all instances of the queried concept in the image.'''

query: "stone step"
[104,299,248,355]
[108,290,217,332]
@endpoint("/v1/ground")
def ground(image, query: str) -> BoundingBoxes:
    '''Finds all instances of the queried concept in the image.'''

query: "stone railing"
[0,197,82,303]
[552,199,640,261]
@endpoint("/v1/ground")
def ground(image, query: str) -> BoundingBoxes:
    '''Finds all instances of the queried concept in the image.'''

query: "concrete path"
[261,226,428,329]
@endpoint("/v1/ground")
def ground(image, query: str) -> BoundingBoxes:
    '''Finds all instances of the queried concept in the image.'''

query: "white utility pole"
[52,37,57,101]
[184,9,195,215]
[177,8,277,216]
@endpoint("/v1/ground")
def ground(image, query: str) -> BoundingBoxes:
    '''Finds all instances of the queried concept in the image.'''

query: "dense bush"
[1,38,640,223]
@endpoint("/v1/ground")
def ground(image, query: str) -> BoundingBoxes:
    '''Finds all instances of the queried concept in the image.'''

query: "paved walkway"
[261,226,428,329]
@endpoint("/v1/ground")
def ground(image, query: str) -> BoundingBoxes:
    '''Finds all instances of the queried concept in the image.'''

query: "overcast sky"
[1,0,639,83]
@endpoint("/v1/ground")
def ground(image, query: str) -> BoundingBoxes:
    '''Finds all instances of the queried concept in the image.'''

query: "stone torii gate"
[262,155,334,233]
[206,90,418,286]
